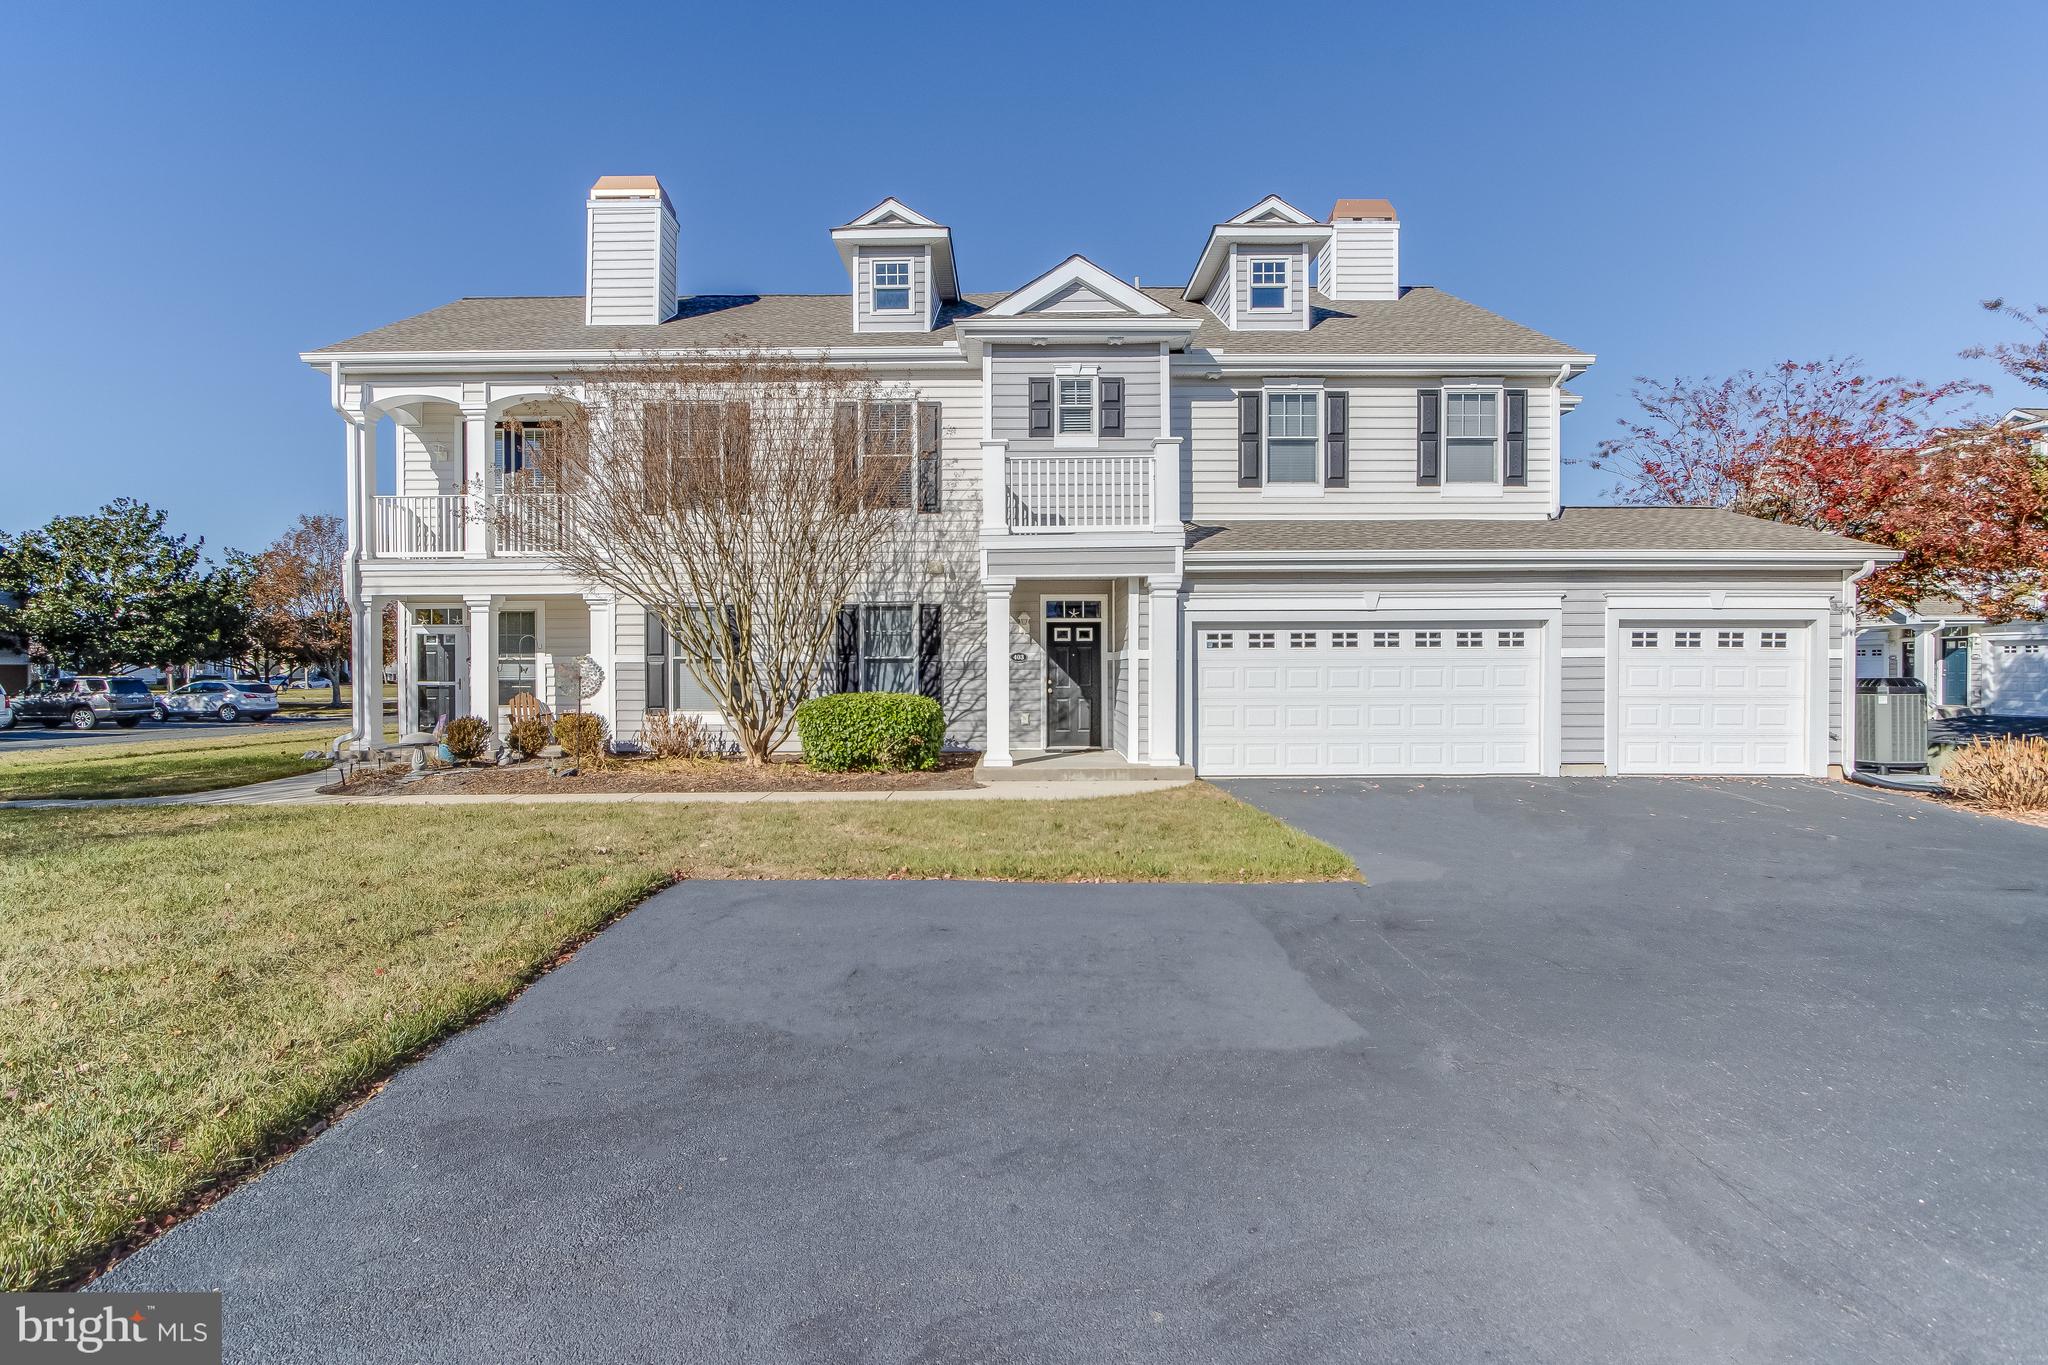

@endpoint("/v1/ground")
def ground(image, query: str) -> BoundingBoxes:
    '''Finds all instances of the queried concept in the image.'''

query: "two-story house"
[305,176,1888,779]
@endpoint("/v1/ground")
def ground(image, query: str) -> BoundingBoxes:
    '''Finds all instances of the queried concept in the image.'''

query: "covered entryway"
[1614,623,1809,774]
[1194,623,1541,776]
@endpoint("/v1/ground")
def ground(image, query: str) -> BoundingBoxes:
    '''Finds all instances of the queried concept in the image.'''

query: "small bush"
[1941,735,2048,810]
[640,709,719,760]
[441,715,492,762]
[795,692,944,772]
[506,717,552,760]
[553,712,609,763]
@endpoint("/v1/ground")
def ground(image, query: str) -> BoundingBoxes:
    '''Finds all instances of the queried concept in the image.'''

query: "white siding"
[1316,220,1399,302]
[1179,377,1561,521]
[586,200,672,325]
[395,407,459,496]
[1231,241,1310,331]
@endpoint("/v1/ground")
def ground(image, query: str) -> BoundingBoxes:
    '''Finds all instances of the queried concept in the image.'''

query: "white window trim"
[654,606,729,717]
[1247,256,1290,312]
[857,602,917,694]
[1260,377,1324,498]
[870,258,915,314]
[1438,380,1507,497]
[1053,365,1099,450]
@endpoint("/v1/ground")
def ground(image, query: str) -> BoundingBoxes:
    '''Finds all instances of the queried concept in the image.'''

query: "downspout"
[1839,557,1880,777]
[1550,362,1571,520]
[330,361,365,760]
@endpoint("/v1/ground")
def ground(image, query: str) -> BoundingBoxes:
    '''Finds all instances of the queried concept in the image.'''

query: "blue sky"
[3,0,2042,555]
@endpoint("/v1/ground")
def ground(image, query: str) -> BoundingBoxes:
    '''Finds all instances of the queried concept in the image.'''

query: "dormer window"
[871,260,913,312]
[1249,259,1289,310]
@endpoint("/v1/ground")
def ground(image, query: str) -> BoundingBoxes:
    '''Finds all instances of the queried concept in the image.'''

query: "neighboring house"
[304,177,1893,778]
[0,591,28,694]
[1858,598,2048,716]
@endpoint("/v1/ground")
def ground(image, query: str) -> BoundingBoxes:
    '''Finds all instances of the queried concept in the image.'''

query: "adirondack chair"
[507,691,551,728]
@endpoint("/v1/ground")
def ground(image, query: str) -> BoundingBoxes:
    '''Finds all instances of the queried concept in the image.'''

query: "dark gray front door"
[1046,622,1101,749]
[416,629,460,731]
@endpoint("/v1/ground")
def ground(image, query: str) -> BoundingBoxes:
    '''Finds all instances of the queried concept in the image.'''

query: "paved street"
[100,778,2048,1363]
[0,713,341,752]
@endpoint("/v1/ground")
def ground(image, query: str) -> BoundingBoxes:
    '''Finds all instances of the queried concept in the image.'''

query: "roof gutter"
[1184,547,1901,573]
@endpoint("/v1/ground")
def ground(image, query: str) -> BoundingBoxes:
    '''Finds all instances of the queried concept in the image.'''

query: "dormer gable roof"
[830,198,958,300]
[1183,196,1334,301]
[1226,194,1320,227]
[982,255,1173,318]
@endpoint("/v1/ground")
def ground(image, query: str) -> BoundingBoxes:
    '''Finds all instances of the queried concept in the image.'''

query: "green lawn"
[0,787,1353,1288]
[0,727,343,802]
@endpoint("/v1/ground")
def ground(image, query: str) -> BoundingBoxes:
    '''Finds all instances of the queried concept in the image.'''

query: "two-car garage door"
[1196,625,1540,776]
[1191,618,1814,777]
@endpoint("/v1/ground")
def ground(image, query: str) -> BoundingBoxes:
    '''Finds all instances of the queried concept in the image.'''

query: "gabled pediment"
[841,197,941,229]
[1226,195,1318,227]
[985,255,1171,318]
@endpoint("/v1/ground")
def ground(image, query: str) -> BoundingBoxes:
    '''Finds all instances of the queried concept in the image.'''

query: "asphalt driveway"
[100,778,2047,1363]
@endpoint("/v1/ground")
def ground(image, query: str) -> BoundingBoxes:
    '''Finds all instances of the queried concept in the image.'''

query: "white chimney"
[1317,199,1400,302]
[584,175,679,325]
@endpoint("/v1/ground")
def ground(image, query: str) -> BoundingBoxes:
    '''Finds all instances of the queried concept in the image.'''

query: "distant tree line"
[0,500,349,700]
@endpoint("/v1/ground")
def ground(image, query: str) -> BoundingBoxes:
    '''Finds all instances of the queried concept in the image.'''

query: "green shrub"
[506,717,552,760]
[441,715,492,762]
[553,712,609,763]
[795,692,944,772]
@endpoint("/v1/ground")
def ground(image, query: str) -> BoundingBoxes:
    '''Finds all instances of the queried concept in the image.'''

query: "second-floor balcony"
[981,439,1182,539]
[371,492,567,558]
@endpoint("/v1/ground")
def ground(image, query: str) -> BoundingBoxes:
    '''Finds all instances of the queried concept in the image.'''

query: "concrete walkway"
[0,767,1193,811]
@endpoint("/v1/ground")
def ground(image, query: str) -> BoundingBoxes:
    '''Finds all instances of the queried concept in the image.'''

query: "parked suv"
[154,678,280,724]
[12,676,157,730]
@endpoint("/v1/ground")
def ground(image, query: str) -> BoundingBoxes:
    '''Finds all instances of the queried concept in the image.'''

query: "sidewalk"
[0,768,1194,810]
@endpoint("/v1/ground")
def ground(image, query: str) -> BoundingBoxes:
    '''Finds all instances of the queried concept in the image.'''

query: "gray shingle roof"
[1185,507,1890,556]
[306,286,1581,358]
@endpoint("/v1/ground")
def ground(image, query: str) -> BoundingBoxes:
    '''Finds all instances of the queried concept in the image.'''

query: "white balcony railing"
[373,495,466,557]
[499,493,569,556]
[1004,454,1154,533]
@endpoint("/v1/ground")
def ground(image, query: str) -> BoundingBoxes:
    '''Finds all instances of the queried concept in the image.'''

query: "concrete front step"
[976,759,1197,784]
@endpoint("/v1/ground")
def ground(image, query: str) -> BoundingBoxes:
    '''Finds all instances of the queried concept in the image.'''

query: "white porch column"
[393,601,416,735]
[1151,436,1182,534]
[361,595,384,754]
[464,594,497,729]
[462,406,493,558]
[358,417,379,559]
[983,580,1015,766]
[1146,576,1183,766]
[980,440,1008,534]
[583,592,617,745]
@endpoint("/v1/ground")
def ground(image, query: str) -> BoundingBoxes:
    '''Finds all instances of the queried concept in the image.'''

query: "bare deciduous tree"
[498,349,912,764]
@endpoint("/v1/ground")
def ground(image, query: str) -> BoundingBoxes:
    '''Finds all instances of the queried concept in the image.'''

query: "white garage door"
[1616,624,1808,774]
[1981,636,2048,716]
[1196,624,1541,776]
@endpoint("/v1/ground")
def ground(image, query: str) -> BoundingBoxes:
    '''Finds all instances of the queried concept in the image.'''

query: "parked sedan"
[154,679,280,724]
[11,676,157,729]
[0,685,13,731]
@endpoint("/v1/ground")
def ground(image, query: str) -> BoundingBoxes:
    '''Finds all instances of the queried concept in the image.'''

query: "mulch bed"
[321,751,981,796]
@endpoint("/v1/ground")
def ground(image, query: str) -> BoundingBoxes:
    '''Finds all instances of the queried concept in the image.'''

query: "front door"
[1941,637,1970,707]
[1045,620,1101,748]
[416,628,461,732]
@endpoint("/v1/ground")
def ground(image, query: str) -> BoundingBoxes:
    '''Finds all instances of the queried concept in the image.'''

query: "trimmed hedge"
[795,692,945,772]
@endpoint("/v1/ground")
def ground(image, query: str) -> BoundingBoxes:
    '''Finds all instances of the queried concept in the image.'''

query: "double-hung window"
[1443,390,1499,484]
[1266,391,1319,483]
[1057,376,1096,439]
[496,610,537,707]
[644,609,724,714]
[494,420,557,492]
[864,401,915,508]
[1249,258,1289,310]
[871,260,912,312]
[858,605,915,693]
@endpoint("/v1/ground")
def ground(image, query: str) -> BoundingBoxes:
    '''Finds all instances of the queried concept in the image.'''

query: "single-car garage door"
[1615,623,1808,774]
[1196,624,1540,776]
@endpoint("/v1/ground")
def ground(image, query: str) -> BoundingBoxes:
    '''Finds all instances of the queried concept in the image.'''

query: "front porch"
[979,574,1182,769]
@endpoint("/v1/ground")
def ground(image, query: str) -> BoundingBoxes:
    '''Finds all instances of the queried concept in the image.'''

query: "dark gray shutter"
[1503,389,1528,487]
[836,606,861,693]
[917,603,943,701]
[1098,376,1124,437]
[1324,391,1349,488]
[1028,377,1053,437]
[1416,389,1441,486]
[1237,392,1262,486]
[643,611,667,711]
[723,604,741,660]
[916,401,942,513]
[832,402,860,505]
